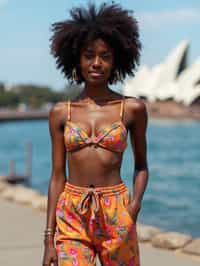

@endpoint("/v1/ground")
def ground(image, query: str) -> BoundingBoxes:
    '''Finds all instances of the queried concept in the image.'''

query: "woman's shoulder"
[48,101,68,121]
[125,96,147,111]
[125,97,148,125]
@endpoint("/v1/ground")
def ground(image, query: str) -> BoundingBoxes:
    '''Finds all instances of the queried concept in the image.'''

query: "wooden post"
[9,160,16,176]
[25,141,32,183]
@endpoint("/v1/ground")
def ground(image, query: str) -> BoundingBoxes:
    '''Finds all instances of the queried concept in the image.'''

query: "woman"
[43,2,148,266]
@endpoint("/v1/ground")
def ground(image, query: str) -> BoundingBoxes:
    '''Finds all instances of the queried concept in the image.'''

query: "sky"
[0,0,200,90]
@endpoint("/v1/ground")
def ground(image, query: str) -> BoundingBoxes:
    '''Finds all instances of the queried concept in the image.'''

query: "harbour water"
[0,119,200,237]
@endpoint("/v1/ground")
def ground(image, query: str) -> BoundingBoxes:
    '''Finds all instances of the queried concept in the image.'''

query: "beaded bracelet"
[44,228,54,237]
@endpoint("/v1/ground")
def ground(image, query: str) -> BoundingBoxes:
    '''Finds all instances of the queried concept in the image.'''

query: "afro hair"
[50,2,141,84]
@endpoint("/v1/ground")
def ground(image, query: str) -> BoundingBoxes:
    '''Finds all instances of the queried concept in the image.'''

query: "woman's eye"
[102,54,111,60]
[83,52,112,61]
[84,53,93,59]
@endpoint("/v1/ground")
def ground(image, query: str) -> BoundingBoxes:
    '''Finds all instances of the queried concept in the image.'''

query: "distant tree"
[0,91,19,107]
[0,82,5,93]
[0,83,84,108]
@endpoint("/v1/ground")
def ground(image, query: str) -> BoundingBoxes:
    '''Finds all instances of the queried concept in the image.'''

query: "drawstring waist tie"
[64,181,127,219]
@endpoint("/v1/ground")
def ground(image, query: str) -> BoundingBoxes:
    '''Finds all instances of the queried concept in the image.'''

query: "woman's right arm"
[42,103,67,266]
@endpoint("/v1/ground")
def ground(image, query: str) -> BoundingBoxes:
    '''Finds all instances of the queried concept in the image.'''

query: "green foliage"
[0,82,5,92]
[0,91,19,107]
[0,84,67,108]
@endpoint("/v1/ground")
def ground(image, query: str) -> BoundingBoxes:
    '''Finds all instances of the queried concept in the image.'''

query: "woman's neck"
[80,83,112,100]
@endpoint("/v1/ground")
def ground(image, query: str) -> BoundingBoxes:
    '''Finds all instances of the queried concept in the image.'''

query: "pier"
[0,110,48,122]
[4,142,32,185]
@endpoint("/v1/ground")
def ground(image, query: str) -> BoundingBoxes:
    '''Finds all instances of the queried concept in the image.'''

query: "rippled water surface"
[0,119,199,236]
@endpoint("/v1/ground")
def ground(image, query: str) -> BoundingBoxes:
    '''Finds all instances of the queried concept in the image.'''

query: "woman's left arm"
[128,99,149,222]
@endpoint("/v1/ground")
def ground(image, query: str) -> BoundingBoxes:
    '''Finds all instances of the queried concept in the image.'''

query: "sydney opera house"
[123,40,200,106]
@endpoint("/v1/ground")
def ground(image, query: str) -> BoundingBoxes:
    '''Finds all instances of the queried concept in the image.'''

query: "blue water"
[0,119,200,237]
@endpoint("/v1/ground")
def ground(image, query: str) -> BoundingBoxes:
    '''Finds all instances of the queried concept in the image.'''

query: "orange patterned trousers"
[55,181,140,266]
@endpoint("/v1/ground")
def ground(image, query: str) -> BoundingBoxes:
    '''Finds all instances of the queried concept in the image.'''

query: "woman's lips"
[89,71,104,78]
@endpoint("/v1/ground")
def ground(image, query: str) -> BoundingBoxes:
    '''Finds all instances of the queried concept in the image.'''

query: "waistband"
[64,181,128,197]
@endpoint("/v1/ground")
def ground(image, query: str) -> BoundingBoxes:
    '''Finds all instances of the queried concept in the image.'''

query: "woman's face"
[79,38,114,85]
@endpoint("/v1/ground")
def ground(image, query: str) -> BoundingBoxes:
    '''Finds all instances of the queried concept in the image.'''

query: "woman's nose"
[92,56,101,67]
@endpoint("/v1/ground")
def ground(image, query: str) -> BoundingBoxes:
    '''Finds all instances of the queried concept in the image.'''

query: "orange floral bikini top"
[64,97,128,153]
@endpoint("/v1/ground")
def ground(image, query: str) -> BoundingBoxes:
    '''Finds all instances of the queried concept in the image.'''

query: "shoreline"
[0,178,200,261]
[0,110,48,122]
[145,101,200,121]
[0,101,200,122]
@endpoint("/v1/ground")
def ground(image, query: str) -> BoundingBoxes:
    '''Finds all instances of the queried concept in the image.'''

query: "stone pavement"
[0,198,199,266]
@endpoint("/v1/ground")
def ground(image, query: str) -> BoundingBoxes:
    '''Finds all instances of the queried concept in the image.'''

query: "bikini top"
[64,97,128,153]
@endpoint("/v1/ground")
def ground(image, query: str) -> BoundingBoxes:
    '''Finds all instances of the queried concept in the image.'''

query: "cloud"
[138,8,200,29]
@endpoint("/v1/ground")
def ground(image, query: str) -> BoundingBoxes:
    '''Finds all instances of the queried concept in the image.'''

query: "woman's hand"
[42,242,58,266]
[126,200,141,223]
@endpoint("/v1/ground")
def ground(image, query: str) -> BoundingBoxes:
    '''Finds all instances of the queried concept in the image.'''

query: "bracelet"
[45,228,53,232]
[44,228,54,237]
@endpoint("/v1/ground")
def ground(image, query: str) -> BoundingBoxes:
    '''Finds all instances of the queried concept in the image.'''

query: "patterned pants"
[55,182,140,266]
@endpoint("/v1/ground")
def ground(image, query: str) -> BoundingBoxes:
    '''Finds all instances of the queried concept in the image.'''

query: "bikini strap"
[120,96,125,121]
[67,100,71,121]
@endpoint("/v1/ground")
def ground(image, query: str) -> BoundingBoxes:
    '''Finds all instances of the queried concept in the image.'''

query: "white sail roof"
[123,40,200,105]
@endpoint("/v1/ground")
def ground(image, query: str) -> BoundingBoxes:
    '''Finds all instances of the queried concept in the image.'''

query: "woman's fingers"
[42,252,58,266]
[53,259,58,266]
[43,258,58,266]
[52,256,58,266]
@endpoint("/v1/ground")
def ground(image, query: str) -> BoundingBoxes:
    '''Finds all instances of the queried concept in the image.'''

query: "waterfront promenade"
[0,110,48,122]
[0,101,200,122]
[0,198,199,266]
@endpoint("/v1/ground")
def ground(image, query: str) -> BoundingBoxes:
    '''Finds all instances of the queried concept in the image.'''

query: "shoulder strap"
[120,96,125,121]
[67,100,71,121]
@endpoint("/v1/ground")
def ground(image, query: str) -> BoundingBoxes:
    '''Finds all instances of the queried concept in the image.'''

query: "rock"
[0,176,6,182]
[152,231,192,250]
[0,183,47,211]
[182,238,200,256]
[13,186,41,205]
[1,186,16,200]
[31,195,47,211]
[0,180,9,193]
[137,223,162,242]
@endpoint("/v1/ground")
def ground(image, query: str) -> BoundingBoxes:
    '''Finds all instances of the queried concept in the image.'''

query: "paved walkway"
[0,198,199,266]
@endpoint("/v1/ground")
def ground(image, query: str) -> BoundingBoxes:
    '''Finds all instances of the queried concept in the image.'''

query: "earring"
[72,68,78,82]
[113,70,122,84]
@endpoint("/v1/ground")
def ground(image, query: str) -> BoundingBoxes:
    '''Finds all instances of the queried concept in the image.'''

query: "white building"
[123,40,200,105]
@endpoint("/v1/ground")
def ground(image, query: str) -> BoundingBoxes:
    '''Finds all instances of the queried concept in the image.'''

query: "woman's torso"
[57,95,135,187]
